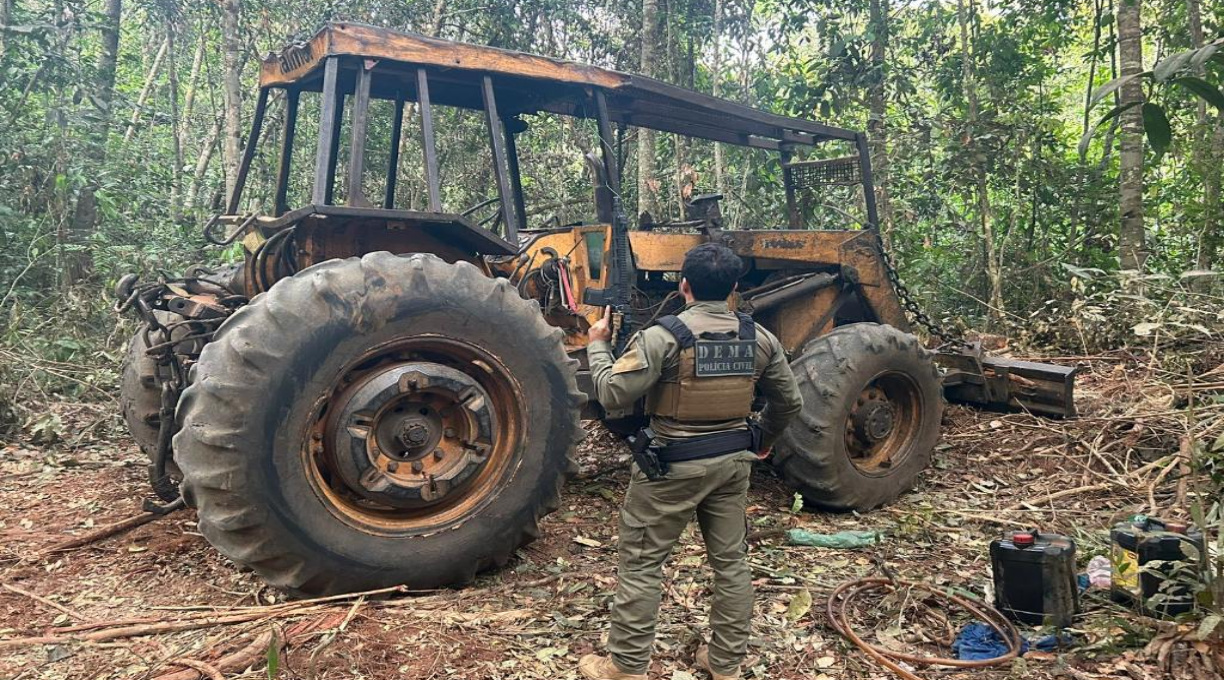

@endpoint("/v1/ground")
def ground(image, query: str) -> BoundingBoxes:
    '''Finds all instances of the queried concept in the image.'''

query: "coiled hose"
[826,577,1022,680]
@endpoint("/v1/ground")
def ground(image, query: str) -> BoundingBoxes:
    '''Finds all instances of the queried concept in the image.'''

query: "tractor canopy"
[218,22,878,253]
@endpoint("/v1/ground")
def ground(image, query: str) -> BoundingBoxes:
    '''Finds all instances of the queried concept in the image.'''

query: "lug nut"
[412,460,424,473]
[443,428,456,438]
[433,449,444,460]
[387,461,399,473]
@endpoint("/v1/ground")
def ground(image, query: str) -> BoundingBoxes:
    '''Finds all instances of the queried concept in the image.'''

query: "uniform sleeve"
[587,329,668,411]
[755,329,803,449]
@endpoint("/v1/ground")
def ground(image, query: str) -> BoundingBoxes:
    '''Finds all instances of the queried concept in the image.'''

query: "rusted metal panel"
[298,215,480,267]
[259,22,628,90]
[938,349,1078,418]
[759,286,841,354]
[836,231,911,331]
[257,23,858,149]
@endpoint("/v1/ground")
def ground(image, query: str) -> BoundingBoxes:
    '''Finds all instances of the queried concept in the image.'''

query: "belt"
[655,427,759,463]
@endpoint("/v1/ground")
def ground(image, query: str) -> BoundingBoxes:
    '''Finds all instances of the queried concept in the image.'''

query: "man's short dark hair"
[681,243,743,300]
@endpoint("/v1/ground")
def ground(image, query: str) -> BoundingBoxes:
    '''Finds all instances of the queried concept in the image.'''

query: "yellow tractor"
[115,23,1076,596]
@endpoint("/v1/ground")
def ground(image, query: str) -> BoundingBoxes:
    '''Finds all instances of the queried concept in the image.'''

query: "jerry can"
[990,530,1079,627]
[1111,517,1205,617]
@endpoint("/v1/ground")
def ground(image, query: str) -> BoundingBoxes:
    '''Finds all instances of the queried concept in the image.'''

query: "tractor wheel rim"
[328,362,495,509]
[306,335,524,535]
[844,373,923,475]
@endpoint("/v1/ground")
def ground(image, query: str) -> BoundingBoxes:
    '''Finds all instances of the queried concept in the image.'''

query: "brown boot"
[695,645,740,680]
[578,654,647,680]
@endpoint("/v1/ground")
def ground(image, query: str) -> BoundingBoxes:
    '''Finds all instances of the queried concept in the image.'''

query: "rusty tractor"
[115,23,1076,596]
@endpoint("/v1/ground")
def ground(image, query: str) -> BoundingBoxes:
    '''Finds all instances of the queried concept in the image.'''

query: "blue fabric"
[952,622,1079,660]
[952,622,1029,660]
[1031,632,1077,651]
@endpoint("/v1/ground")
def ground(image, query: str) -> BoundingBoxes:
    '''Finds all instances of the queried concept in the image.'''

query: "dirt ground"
[1,352,1220,680]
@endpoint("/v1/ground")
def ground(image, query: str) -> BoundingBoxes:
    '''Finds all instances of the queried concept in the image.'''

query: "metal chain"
[876,240,968,349]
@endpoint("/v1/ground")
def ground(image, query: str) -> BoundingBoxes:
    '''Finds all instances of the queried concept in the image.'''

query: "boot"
[578,654,647,680]
[695,644,740,680]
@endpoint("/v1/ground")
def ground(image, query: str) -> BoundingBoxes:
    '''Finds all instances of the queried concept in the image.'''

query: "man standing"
[579,243,803,680]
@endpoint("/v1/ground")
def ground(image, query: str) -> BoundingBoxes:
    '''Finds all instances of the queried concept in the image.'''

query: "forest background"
[1,0,1222,433]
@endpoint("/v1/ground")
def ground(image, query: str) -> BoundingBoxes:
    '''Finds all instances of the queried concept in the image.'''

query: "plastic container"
[990,529,1079,627]
[1110,517,1205,617]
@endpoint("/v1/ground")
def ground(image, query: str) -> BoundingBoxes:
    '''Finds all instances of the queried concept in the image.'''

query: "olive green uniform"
[588,300,802,676]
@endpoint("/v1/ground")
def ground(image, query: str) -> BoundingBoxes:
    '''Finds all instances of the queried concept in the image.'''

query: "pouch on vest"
[645,312,758,421]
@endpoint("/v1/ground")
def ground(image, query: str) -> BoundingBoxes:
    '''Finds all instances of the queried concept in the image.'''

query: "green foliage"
[1087,38,1224,159]
[266,629,280,678]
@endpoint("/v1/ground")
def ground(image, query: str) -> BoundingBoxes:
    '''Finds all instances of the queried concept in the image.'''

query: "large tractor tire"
[174,252,583,596]
[119,322,169,468]
[774,323,942,511]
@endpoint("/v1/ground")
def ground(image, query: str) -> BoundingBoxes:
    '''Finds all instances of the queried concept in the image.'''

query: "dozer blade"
[936,345,1078,418]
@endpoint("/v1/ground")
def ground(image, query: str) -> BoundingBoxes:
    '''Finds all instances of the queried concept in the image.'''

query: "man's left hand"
[588,306,614,343]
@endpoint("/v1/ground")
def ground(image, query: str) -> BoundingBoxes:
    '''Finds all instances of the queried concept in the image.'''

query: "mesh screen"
[787,156,861,188]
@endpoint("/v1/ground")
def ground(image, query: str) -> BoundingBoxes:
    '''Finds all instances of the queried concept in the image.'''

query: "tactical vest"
[645,311,759,421]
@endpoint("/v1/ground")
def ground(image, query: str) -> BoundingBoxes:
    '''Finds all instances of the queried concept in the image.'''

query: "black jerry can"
[1110,517,1206,617]
[990,530,1079,627]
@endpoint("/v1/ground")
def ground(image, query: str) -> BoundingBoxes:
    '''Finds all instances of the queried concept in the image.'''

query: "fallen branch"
[161,658,227,680]
[33,584,440,637]
[0,606,318,649]
[150,630,274,680]
[2,582,93,622]
[37,510,171,556]
[1006,482,1113,512]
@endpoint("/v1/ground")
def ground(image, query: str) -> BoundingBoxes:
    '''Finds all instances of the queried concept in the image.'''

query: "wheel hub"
[853,398,895,443]
[327,362,496,509]
[845,385,904,471]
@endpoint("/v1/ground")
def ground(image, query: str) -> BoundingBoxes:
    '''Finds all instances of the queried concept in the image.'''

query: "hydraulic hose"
[826,577,1022,680]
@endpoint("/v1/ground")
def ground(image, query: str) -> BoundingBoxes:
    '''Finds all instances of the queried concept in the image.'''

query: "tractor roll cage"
[228,22,879,245]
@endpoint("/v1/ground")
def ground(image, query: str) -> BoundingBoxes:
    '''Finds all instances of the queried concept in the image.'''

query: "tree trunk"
[1187,0,1219,272]
[673,30,695,217]
[187,118,223,209]
[637,0,662,222]
[123,38,169,142]
[167,24,185,221]
[867,0,893,238]
[62,0,122,283]
[180,31,206,153]
[1199,124,1224,271]
[430,0,448,36]
[1115,0,1146,271]
[0,0,13,60]
[711,0,725,195]
[94,0,122,144]
[734,14,756,230]
[958,0,1002,324]
[1188,0,1206,152]
[220,0,244,203]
